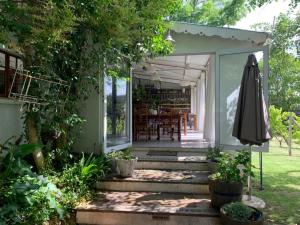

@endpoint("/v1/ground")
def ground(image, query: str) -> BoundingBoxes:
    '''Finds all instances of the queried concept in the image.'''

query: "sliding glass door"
[104,74,132,152]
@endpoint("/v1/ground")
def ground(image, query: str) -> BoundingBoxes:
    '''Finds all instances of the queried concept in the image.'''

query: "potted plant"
[220,202,264,225]
[207,147,222,173]
[108,148,137,177]
[208,150,251,208]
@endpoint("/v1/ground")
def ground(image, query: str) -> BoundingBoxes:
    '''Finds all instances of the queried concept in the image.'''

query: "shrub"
[207,147,222,162]
[0,138,111,225]
[0,140,65,225]
[107,148,135,160]
[57,153,111,206]
[222,202,258,222]
[209,150,252,183]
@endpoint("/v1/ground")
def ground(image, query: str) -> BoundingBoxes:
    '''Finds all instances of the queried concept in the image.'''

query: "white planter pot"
[116,158,137,177]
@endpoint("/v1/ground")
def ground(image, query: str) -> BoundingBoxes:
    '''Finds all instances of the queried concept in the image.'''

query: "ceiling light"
[165,30,175,42]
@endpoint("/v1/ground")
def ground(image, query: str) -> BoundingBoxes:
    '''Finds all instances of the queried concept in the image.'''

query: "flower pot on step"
[208,177,243,208]
[115,158,137,177]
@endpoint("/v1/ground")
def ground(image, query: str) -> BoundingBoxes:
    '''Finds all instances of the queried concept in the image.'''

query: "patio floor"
[133,129,213,149]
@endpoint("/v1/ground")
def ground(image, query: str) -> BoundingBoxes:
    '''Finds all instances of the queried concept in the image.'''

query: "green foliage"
[171,0,250,26]
[269,105,300,147]
[0,138,112,225]
[57,153,111,202]
[107,148,135,160]
[133,86,148,103]
[0,140,65,225]
[209,150,252,183]
[254,14,300,112]
[223,202,257,222]
[269,105,289,146]
[0,0,179,171]
[293,116,300,145]
[248,0,299,7]
[207,147,222,162]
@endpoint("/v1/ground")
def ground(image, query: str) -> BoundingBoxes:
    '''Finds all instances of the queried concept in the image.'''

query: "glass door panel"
[217,47,268,150]
[105,76,131,150]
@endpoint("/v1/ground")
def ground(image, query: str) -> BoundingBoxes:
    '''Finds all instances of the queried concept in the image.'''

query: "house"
[76,22,270,153]
[0,48,23,143]
[0,22,270,153]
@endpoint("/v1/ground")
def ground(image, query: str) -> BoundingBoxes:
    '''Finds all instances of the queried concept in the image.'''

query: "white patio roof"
[133,23,270,86]
[172,22,270,45]
[133,54,210,86]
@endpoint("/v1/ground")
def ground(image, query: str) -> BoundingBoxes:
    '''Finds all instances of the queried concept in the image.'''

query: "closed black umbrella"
[233,54,272,145]
[232,54,272,199]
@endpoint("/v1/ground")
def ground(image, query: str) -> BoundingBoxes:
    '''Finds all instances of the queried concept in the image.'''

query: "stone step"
[136,159,209,171]
[134,151,207,161]
[96,169,210,194]
[133,147,210,153]
[76,191,220,225]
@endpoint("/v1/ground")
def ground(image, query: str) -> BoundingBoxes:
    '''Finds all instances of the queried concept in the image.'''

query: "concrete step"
[96,169,210,194]
[133,147,210,153]
[133,150,207,161]
[136,159,209,171]
[76,191,220,225]
[133,148,209,171]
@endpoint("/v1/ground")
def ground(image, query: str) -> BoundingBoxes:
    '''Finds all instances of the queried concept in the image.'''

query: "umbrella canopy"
[232,54,272,146]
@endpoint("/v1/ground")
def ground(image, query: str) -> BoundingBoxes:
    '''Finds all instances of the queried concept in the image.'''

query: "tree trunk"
[56,124,68,149]
[279,139,282,147]
[26,113,45,171]
[288,112,292,156]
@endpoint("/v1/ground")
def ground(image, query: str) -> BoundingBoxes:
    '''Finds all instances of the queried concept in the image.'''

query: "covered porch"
[132,54,215,149]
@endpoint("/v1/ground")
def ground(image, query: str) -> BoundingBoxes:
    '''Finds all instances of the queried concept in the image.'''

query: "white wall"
[204,56,215,142]
[74,87,102,154]
[0,99,23,144]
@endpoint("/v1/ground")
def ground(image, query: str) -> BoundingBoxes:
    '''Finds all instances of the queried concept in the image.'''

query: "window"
[0,49,23,97]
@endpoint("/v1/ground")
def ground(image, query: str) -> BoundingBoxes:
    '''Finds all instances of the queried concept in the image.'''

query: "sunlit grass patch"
[251,140,300,225]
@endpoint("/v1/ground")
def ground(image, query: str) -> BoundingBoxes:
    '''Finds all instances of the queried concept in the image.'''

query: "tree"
[0,0,179,170]
[171,0,250,26]
[171,0,299,26]
[253,13,300,111]
[248,0,299,7]
[269,105,289,147]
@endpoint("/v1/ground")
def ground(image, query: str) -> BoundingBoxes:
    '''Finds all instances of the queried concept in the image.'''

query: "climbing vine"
[0,0,179,169]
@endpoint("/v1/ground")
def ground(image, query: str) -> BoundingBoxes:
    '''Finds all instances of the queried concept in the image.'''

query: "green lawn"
[252,140,300,225]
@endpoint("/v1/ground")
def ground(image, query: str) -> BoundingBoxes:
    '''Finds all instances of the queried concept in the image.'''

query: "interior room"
[132,54,215,149]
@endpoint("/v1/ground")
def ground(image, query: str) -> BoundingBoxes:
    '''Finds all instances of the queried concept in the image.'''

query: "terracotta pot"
[208,177,243,208]
[116,158,137,177]
[220,205,264,225]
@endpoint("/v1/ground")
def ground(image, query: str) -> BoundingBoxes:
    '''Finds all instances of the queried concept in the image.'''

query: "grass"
[251,139,300,225]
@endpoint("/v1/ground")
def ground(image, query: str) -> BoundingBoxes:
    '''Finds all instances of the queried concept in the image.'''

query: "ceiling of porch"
[133,54,211,87]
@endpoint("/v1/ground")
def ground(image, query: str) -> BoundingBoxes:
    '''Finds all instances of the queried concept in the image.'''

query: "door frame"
[215,45,270,151]
[101,69,133,153]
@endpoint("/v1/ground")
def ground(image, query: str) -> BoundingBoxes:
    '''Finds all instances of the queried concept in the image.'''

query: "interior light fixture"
[165,29,175,42]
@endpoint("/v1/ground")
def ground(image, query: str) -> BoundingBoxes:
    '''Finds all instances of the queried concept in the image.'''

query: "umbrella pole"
[247,145,252,201]
[259,151,264,190]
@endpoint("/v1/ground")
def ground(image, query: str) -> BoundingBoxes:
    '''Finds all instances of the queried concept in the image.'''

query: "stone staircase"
[76,148,221,225]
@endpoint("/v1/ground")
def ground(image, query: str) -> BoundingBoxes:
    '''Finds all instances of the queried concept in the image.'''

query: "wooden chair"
[133,107,151,141]
[159,110,180,141]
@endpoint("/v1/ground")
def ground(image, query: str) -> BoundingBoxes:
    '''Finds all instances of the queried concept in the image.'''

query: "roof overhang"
[171,22,271,45]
